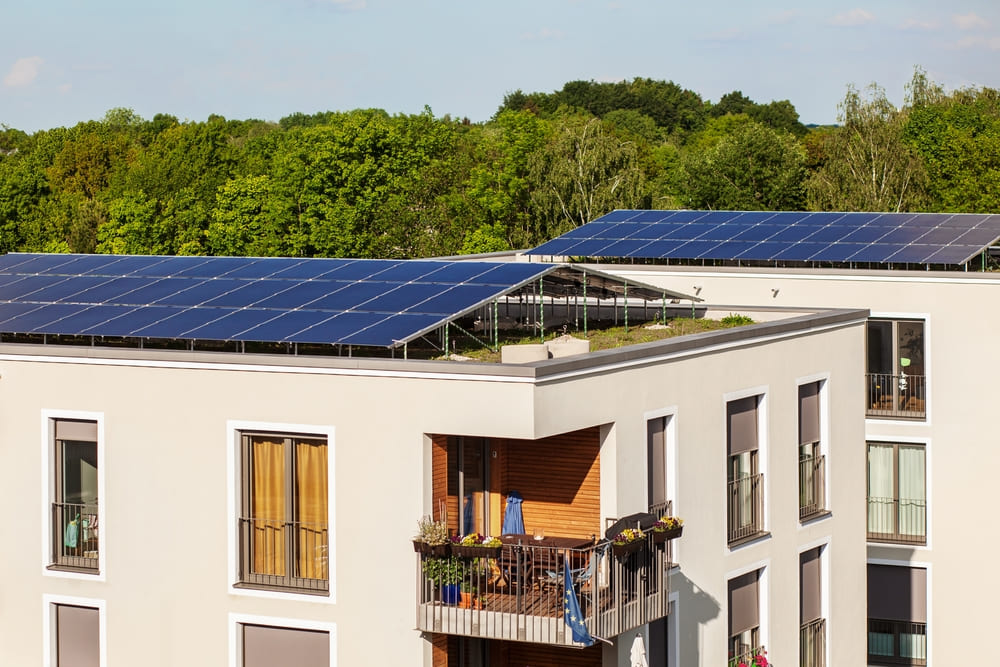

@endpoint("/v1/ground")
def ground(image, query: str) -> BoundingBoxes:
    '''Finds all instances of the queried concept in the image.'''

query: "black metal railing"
[647,499,677,565]
[728,473,764,544]
[866,373,926,419]
[799,454,826,520]
[868,618,927,665]
[866,497,926,545]
[801,618,826,667]
[52,502,99,570]
[415,534,672,646]
[238,517,328,593]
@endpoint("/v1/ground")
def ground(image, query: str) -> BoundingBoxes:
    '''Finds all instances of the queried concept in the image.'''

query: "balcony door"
[449,437,490,536]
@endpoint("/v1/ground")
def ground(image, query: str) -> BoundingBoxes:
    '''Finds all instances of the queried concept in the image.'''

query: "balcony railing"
[866,373,926,419]
[238,517,328,593]
[52,502,99,571]
[868,619,927,665]
[799,454,826,520]
[415,535,671,646]
[647,499,677,565]
[866,497,926,545]
[801,618,826,667]
[728,473,764,545]
[729,644,767,667]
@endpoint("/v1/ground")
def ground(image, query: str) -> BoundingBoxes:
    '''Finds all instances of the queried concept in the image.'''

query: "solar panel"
[526,210,1000,264]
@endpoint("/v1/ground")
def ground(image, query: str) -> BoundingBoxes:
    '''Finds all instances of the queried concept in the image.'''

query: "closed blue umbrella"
[502,490,524,535]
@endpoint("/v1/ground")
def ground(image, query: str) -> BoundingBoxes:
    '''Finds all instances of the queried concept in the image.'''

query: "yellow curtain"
[295,439,328,580]
[251,438,285,576]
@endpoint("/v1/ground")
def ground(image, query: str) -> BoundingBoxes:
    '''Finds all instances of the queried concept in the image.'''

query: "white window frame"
[865,435,931,551]
[42,594,107,667]
[229,613,337,667]
[41,409,106,581]
[644,407,679,560]
[866,311,931,426]
[723,386,769,552]
[725,558,770,657]
[867,558,932,666]
[796,373,831,526]
[227,419,336,604]
[798,538,831,667]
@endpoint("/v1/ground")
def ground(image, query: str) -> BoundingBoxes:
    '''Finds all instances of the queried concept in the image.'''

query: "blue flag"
[563,561,594,646]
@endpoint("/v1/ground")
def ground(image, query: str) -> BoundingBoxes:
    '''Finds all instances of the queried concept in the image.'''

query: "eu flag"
[563,561,594,646]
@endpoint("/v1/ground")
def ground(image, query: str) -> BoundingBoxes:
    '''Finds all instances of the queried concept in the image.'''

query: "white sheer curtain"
[867,444,894,534]
[898,446,926,538]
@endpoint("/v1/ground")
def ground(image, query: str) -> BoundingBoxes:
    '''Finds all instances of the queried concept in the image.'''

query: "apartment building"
[530,208,1000,667]
[0,252,867,666]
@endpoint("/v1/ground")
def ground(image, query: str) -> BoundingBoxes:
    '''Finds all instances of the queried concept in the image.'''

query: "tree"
[807,84,927,212]
[683,119,806,211]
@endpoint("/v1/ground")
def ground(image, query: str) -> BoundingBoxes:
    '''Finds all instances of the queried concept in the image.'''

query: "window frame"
[865,314,930,423]
[228,613,336,667]
[866,440,928,546]
[797,375,830,523]
[42,594,107,667]
[724,388,769,548]
[726,560,769,665]
[41,410,106,581]
[866,560,931,666]
[227,420,336,603]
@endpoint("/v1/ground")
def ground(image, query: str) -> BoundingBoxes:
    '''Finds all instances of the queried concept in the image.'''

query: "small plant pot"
[412,540,431,554]
[459,592,473,608]
[441,584,461,606]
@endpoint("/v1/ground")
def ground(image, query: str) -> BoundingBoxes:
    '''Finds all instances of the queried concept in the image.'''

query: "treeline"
[1,70,999,259]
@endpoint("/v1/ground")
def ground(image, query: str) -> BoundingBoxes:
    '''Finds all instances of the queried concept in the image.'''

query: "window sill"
[47,563,100,575]
[727,531,771,550]
[799,509,831,525]
[233,581,329,597]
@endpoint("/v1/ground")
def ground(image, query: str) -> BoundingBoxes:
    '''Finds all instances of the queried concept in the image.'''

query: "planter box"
[413,541,451,556]
[612,540,645,559]
[652,526,684,544]
[452,545,502,559]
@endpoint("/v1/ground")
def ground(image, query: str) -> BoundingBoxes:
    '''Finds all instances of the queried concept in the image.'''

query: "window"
[241,624,330,667]
[800,547,826,667]
[239,432,329,594]
[727,396,764,545]
[647,414,672,516]
[50,419,100,572]
[798,382,826,520]
[728,569,763,666]
[868,565,927,665]
[44,595,105,667]
[866,319,925,419]
[867,442,926,545]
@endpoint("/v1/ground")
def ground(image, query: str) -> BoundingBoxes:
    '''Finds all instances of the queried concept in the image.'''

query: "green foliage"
[423,557,467,586]
[721,313,754,326]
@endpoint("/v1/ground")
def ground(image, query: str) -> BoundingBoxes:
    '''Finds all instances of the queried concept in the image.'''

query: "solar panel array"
[527,210,1000,265]
[0,254,555,347]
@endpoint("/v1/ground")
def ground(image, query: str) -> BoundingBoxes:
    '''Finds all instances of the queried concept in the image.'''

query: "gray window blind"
[243,624,329,667]
[56,604,99,667]
[727,396,759,455]
[798,382,820,446]
[867,564,927,623]
[728,569,760,636]
[55,420,97,442]
[800,547,822,623]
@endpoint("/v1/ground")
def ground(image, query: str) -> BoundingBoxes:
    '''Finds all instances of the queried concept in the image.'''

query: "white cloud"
[520,27,564,41]
[4,56,43,87]
[953,34,1000,50]
[953,13,989,30]
[830,9,875,27]
[900,18,939,31]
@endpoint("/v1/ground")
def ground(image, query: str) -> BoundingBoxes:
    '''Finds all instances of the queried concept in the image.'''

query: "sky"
[3,0,1000,133]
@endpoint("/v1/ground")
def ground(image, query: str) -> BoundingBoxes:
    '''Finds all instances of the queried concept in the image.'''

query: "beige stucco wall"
[608,264,1000,666]
[0,308,867,667]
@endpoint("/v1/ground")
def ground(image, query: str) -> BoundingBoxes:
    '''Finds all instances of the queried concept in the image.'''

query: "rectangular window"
[868,565,927,665]
[727,396,764,545]
[239,432,329,594]
[800,547,826,667]
[867,443,926,545]
[242,624,330,667]
[55,604,100,667]
[647,415,670,516]
[798,382,826,520]
[866,319,925,419]
[728,569,763,666]
[51,419,99,572]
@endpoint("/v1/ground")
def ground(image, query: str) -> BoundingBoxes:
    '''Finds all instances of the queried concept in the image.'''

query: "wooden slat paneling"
[431,435,450,525]
[503,641,602,667]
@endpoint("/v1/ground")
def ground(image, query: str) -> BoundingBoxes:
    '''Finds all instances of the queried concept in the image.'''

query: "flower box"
[428,543,451,557]
[612,539,645,558]
[652,525,683,544]
[452,545,502,559]
[412,540,430,554]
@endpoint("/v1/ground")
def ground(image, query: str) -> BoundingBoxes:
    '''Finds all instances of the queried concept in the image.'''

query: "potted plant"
[651,516,684,544]
[611,527,646,558]
[413,516,451,557]
[424,556,467,605]
[451,532,502,558]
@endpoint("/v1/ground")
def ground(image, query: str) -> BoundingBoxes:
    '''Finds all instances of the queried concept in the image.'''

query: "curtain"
[296,439,328,580]
[251,438,286,576]
[898,446,926,538]
[867,444,894,534]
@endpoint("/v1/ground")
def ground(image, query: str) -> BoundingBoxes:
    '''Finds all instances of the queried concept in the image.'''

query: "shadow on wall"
[672,571,721,666]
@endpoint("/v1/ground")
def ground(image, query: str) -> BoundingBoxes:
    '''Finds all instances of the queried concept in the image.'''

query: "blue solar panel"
[0,275,68,299]
[180,308,280,340]
[202,280,294,308]
[131,307,230,338]
[253,281,340,309]
[340,313,447,346]
[596,210,637,222]
[20,276,109,302]
[415,284,506,315]
[2,303,84,331]
[840,226,889,244]
[285,311,385,344]
[221,257,309,279]
[45,306,139,334]
[416,263,494,284]
[361,283,451,313]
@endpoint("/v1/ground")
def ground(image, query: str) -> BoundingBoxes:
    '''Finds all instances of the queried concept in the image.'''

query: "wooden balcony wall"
[431,427,601,540]
[433,636,602,667]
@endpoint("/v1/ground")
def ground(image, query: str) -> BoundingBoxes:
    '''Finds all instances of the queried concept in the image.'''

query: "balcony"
[866,373,925,419]
[799,454,826,520]
[801,618,826,667]
[51,502,99,571]
[866,498,926,545]
[868,619,926,665]
[415,534,672,646]
[728,473,765,545]
[237,517,329,594]
[728,644,766,667]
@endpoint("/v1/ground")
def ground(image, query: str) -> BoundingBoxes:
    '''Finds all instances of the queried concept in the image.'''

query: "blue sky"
[3,0,1000,132]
